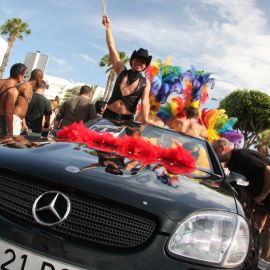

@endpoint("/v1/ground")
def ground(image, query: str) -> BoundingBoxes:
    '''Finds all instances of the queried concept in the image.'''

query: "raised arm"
[102,15,124,75]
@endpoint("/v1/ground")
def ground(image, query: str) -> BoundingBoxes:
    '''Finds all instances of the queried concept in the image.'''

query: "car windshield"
[88,119,214,178]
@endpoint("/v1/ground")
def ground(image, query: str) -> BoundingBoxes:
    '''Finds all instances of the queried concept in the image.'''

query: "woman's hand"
[102,15,110,29]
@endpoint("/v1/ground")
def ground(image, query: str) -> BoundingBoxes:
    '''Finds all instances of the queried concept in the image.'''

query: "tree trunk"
[243,131,257,148]
[0,35,15,79]
[242,118,263,148]
[103,69,113,101]
[104,69,116,101]
[106,72,116,101]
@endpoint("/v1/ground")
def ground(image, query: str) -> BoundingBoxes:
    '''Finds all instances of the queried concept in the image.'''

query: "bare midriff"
[107,100,133,115]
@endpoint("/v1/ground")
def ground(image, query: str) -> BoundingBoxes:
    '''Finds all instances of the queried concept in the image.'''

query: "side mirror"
[227,172,249,187]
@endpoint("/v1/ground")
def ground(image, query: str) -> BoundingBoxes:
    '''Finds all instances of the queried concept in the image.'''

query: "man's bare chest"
[119,77,139,96]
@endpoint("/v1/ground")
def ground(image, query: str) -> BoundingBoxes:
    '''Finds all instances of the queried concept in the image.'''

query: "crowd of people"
[0,14,269,268]
[0,65,100,137]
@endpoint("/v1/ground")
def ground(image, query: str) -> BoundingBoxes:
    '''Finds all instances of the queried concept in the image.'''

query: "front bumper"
[0,215,252,270]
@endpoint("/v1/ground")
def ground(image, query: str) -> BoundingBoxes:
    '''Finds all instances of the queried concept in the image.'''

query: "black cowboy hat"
[130,48,152,67]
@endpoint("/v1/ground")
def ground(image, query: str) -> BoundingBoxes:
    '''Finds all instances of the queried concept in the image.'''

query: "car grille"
[0,172,157,249]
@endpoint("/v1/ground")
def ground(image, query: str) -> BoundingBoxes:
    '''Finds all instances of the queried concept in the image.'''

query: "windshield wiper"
[189,167,223,179]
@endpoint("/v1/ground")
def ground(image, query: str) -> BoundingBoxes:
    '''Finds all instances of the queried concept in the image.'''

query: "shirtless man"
[14,69,43,135]
[102,15,151,123]
[0,63,27,136]
[167,106,208,138]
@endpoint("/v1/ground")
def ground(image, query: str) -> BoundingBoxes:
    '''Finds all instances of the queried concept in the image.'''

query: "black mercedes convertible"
[0,119,259,270]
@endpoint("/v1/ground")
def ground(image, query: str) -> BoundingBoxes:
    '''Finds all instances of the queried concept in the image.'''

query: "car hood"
[0,136,237,232]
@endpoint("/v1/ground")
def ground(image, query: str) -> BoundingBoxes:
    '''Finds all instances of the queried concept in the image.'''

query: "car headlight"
[167,210,250,267]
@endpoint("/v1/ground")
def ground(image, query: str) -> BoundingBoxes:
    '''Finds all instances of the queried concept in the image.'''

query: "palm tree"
[99,51,129,101]
[62,86,81,102]
[62,85,98,103]
[0,18,31,79]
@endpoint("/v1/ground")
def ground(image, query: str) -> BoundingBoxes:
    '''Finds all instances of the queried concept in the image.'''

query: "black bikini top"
[108,69,146,113]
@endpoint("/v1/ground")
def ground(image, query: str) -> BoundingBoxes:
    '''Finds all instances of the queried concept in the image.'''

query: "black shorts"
[0,116,7,136]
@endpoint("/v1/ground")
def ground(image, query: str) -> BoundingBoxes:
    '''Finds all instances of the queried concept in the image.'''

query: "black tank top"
[108,69,146,114]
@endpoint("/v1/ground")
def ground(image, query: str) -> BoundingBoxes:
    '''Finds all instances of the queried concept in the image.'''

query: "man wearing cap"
[102,15,151,123]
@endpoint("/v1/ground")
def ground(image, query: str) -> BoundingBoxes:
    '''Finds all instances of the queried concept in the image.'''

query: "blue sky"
[0,0,270,106]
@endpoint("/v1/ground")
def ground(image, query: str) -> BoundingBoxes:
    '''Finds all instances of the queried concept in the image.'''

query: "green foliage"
[118,51,129,65]
[0,17,31,78]
[99,54,112,72]
[257,129,270,147]
[0,17,31,39]
[219,89,270,132]
[99,51,129,100]
[62,86,81,102]
[219,89,270,147]
[99,51,129,73]
[62,85,98,103]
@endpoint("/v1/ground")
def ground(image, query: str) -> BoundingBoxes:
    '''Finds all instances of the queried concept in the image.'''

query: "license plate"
[0,239,85,270]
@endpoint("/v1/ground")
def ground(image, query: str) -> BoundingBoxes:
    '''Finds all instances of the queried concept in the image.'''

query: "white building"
[44,74,105,102]
[24,51,48,80]
[91,86,106,102]
[44,75,76,100]
[24,51,105,102]
[0,37,8,66]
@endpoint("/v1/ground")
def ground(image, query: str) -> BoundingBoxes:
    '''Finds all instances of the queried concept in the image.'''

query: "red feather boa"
[56,122,195,174]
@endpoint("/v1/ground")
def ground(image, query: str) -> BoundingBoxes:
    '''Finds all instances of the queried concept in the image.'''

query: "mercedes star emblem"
[32,191,71,226]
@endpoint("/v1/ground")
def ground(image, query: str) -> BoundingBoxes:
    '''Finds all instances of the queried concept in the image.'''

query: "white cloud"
[79,54,97,64]
[49,55,73,73]
[5,0,268,99]
[48,0,77,9]
[110,0,270,97]
[90,43,108,53]
[48,0,93,12]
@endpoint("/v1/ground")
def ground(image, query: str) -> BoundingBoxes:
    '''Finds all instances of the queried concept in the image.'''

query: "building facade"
[24,51,105,102]
[44,75,105,103]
